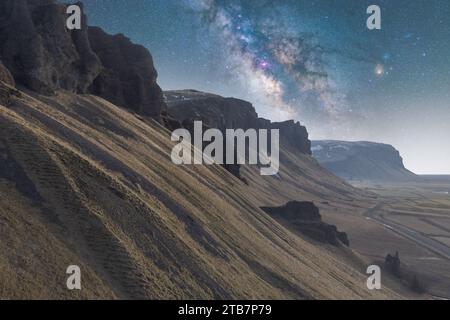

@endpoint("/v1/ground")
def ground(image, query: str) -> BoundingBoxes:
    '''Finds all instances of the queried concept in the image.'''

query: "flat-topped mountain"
[311,140,417,182]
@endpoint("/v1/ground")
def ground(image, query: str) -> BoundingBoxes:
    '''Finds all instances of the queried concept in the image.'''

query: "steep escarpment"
[0,0,101,94]
[87,27,166,118]
[0,0,165,119]
[312,140,417,182]
[166,90,311,155]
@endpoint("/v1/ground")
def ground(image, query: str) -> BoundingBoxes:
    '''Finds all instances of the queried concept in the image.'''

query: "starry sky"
[76,0,450,174]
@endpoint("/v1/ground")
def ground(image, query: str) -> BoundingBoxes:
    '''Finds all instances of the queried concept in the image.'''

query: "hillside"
[0,83,401,299]
[311,140,417,182]
[0,0,407,300]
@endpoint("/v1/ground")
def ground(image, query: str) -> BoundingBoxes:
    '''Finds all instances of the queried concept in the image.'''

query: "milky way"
[183,0,349,126]
[81,0,450,173]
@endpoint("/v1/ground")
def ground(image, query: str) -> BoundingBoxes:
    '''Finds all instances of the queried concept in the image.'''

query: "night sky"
[76,0,450,174]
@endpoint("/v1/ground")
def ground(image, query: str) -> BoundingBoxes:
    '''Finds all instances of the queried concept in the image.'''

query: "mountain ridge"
[166,89,312,155]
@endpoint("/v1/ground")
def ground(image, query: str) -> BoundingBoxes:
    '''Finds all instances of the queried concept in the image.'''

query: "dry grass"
[0,89,402,299]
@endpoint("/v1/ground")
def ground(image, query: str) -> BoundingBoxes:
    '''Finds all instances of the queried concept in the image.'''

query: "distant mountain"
[311,140,417,182]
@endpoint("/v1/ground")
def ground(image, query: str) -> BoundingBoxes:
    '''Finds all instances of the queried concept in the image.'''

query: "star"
[374,64,385,77]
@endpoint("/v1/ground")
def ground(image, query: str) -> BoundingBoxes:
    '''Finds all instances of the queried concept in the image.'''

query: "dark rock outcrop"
[0,0,165,119]
[311,140,417,182]
[87,27,166,119]
[165,90,311,179]
[384,251,427,293]
[385,251,401,277]
[269,120,311,155]
[0,0,101,94]
[261,201,349,247]
[165,90,312,153]
[165,90,260,130]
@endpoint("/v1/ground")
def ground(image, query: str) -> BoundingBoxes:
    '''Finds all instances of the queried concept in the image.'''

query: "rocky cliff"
[0,0,101,94]
[165,90,311,155]
[261,201,350,247]
[0,0,165,119]
[311,140,417,182]
[0,61,15,87]
[87,27,165,118]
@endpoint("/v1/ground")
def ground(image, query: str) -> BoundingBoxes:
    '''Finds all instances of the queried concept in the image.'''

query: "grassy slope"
[0,87,400,299]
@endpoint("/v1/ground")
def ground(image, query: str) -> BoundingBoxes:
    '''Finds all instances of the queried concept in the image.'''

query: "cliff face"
[0,0,165,119]
[0,0,101,94]
[267,120,311,156]
[312,140,417,182]
[165,90,311,155]
[87,27,166,118]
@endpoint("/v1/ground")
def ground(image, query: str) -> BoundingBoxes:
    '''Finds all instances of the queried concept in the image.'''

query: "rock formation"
[261,201,349,247]
[0,0,101,94]
[0,0,165,119]
[385,251,401,277]
[166,90,311,155]
[268,120,311,155]
[87,27,166,118]
[165,90,260,130]
[165,90,312,178]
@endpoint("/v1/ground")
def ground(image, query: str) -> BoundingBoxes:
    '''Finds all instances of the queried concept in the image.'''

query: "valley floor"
[323,177,450,299]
